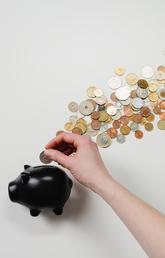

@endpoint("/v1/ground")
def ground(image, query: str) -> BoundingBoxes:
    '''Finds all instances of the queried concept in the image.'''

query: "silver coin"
[79,100,94,116]
[131,97,144,109]
[116,102,123,110]
[69,115,78,124]
[95,96,107,105]
[141,66,154,79]
[108,76,122,89]
[130,122,139,132]
[94,88,103,97]
[157,88,165,100]
[116,86,130,100]
[68,101,79,112]
[136,88,149,99]
[111,110,122,120]
[100,123,109,132]
[96,132,112,148]
[39,151,52,164]
[116,134,126,144]
[120,97,131,106]
[106,105,117,115]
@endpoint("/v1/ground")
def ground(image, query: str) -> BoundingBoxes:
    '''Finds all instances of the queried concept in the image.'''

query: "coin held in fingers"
[39,151,52,164]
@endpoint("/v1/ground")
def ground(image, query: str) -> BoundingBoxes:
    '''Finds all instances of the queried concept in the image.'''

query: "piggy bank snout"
[8,181,18,202]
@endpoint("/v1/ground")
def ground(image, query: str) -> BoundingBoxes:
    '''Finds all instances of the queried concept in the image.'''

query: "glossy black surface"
[8,165,73,217]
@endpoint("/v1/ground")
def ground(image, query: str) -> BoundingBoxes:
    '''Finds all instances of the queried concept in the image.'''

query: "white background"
[0,0,165,257]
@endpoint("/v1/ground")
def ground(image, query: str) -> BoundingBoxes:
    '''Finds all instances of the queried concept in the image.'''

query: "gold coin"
[76,118,87,125]
[125,73,139,85]
[157,120,165,130]
[56,130,64,136]
[106,115,113,123]
[114,67,125,76]
[72,127,83,135]
[75,122,87,134]
[149,92,158,102]
[120,125,131,135]
[146,113,155,122]
[141,117,147,125]
[64,122,74,131]
[87,86,96,98]
[98,111,109,122]
[96,132,112,148]
[144,122,154,131]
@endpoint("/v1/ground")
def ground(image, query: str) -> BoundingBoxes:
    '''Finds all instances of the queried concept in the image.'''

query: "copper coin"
[135,130,143,139]
[144,123,154,131]
[110,92,118,102]
[107,128,118,138]
[130,90,137,98]
[159,112,165,120]
[123,106,134,117]
[132,114,143,123]
[91,111,100,120]
[160,100,165,110]
[91,120,101,130]
[140,106,151,117]
[72,127,83,135]
[146,113,155,122]
[120,116,129,125]
[120,125,131,135]
[112,120,121,129]
[153,104,161,115]
[137,79,148,89]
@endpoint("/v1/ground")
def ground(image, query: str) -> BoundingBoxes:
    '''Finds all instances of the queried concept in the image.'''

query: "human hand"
[44,132,111,192]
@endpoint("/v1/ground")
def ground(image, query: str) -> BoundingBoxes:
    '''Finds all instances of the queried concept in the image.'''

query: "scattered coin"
[141,66,154,78]
[130,122,139,132]
[68,101,79,112]
[158,88,165,100]
[120,125,131,135]
[135,130,143,139]
[91,111,100,120]
[107,105,117,116]
[94,88,103,97]
[87,86,96,98]
[108,76,122,89]
[79,100,94,115]
[116,86,130,100]
[107,128,118,138]
[144,123,154,131]
[157,120,165,130]
[39,151,52,164]
[114,67,125,76]
[116,134,126,144]
[125,73,139,85]
[96,132,112,148]
[72,127,83,135]
[64,122,74,131]
[91,120,101,130]
[137,79,148,89]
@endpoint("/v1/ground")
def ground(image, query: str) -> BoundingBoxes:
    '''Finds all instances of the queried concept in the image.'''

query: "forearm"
[94,172,165,258]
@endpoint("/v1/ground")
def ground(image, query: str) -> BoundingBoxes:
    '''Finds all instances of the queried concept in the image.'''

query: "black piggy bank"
[8,165,73,217]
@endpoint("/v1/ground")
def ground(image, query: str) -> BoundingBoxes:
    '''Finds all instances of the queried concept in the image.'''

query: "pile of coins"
[40,65,165,163]
[57,65,165,148]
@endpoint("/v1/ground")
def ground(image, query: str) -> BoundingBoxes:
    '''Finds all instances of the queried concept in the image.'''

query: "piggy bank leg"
[30,208,40,217]
[53,207,63,215]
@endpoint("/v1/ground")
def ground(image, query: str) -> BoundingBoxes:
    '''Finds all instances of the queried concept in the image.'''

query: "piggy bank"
[8,165,73,217]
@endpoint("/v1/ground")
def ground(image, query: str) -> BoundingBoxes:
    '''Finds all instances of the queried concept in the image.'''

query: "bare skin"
[45,132,165,258]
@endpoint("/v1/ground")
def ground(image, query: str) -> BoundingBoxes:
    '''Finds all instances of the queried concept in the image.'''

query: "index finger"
[44,132,81,149]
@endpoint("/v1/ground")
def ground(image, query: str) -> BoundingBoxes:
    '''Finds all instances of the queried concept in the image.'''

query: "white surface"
[0,0,165,257]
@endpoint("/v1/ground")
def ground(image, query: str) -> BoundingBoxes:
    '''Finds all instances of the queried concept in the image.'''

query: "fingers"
[45,132,81,149]
[44,149,72,169]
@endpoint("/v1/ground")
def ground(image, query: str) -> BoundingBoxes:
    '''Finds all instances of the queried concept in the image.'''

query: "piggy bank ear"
[21,172,30,184]
[24,165,31,170]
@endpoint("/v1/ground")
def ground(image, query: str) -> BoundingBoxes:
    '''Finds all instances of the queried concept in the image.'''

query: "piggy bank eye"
[21,172,30,184]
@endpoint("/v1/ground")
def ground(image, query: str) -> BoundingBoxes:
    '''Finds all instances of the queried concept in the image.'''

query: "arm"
[44,132,165,258]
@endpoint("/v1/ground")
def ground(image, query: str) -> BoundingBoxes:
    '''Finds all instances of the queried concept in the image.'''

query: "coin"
[132,97,144,109]
[79,100,94,116]
[91,111,100,120]
[144,122,154,131]
[110,92,118,102]
[86,123,98,137]
[141,66,154,78]
[123,106,134,117]
[96,132,112,148]
[130,90,137,98]
[108,76,122,89]
[91,120,101,130]
[158,88,165,100]
[87,99,97,110]
[140,106,151,117]
[64,122,74,131]
[153,104,161,115]
[120,116,129,125]
[94,88,103,97]
[120,97,131,106]
[125,73,139,85]
[98,111,109,122]
[112,120,121,129]
[136,88,149,99]
[111,110,122,120]
[39,151,52,164]
[107,105,117,116]
[135,130,143,139]
[157,120,165,130]
[120,125,131,135]
[107,128,118,138]
[75,122,87,134]
[72,127,83,135]
[130,122,139,132]
[87,86,96,98]
[146,113,155,122]
[159,112,165,120]
[132,114,143,123]
[116,134,126,144]
[95,96,107,105]
[149,82,158,92]
[149,92,158,102]
[160,100,165,109]
[116,86,130,100]
[137,79,148,89]
[68,101,79,112]
[114,67,125,76]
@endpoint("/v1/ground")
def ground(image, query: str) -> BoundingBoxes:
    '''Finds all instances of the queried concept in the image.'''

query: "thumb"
[44,149,72,169]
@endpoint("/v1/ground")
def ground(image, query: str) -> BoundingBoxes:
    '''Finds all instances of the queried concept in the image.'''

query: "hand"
[44,132,111,192]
